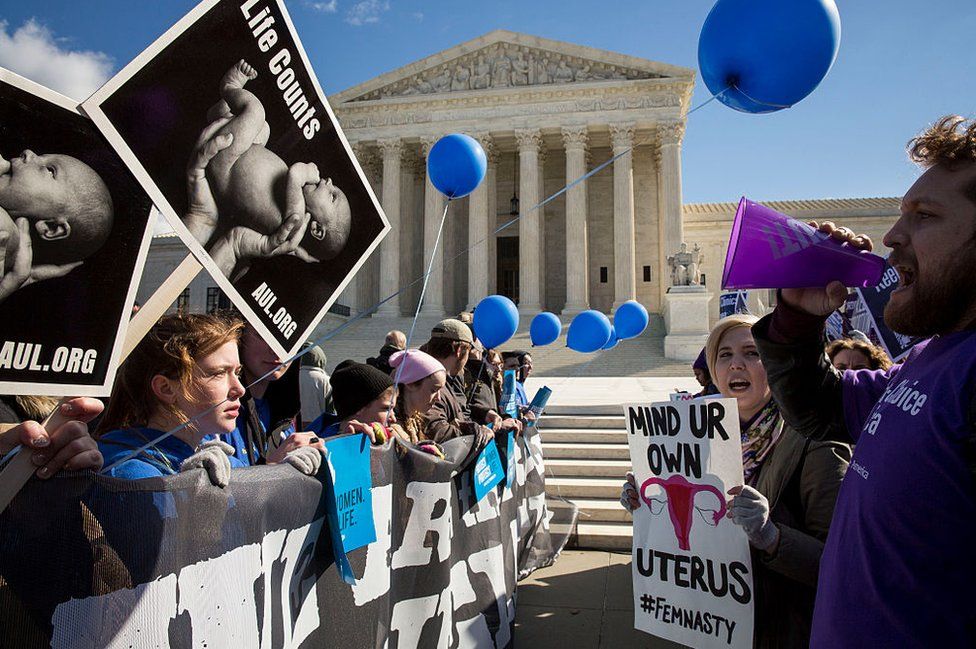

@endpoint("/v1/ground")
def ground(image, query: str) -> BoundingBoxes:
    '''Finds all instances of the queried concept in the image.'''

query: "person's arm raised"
[753,222,874,443]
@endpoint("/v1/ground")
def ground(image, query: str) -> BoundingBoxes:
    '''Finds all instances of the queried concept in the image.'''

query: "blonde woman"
[622,314,851,648]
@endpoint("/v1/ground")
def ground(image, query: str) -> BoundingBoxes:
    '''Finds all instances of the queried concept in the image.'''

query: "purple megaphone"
[640,474,727,551]
[722,197,886,290]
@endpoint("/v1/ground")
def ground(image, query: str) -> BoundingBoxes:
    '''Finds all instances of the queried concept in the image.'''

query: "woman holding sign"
[622,314,851,647]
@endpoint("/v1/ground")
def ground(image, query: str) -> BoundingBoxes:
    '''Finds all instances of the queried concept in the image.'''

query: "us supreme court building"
[142,30,900,325]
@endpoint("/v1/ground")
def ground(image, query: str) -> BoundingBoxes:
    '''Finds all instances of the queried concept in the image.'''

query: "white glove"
[284,445,322,476]
[181,440,235,488]
[727,485,779,551]
[620,471,639,512]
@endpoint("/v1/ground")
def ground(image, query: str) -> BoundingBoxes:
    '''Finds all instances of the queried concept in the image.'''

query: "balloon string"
[101,88,728,474]
[729,83,793,110]
[388,199,452,421]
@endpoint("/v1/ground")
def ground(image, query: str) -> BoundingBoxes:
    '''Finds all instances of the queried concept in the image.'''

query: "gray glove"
[284,446,322,476]
[181,440,235,488]
[620,471,639,512]
[728,485,779,551]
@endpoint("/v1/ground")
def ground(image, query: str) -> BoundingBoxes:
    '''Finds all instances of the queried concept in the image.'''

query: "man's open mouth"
[895,264,916,290]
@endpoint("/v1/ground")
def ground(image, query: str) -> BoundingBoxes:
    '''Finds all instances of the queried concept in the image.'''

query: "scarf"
[741,399,785,486]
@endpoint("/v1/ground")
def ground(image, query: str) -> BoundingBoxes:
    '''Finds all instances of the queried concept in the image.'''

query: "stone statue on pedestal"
[668,242,703,287]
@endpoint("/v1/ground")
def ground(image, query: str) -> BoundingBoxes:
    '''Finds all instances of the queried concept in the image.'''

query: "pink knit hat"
[389,349,446,385]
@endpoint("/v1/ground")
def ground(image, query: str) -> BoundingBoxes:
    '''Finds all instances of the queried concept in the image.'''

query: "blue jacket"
[99,427,245,479]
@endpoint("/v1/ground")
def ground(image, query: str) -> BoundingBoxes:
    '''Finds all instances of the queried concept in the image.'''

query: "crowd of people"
[1,115,974,647]
[0,308,539,490]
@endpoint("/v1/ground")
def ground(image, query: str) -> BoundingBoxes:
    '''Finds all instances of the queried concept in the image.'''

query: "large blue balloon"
[567,310,612,353]
[530,312,562,347]
[473,295,519,349]
[426,134,487,198]
[614,300,649,340]
[602,326,620,351]
[698,0,841,114]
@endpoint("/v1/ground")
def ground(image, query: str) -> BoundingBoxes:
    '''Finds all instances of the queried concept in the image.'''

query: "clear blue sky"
[2,0,975,203]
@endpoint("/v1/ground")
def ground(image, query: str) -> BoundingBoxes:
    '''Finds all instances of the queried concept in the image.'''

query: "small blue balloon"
[698,0,841,114]
[473,295,519,349]
[602,327,620,351]
[530,312,562,347]
[426,134,487,198]
[567,310,612,354]
[614,300,649,340]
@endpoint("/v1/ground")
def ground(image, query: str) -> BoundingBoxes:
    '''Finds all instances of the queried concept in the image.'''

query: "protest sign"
[0,69,154,396]
[82,0,389,359]
[718,291,749,319]
[322,433,376,584]
[625,398,754,649]
[0,426,574,649]
[474,438,506,501]
[526,385,551,427]
[499,369,518,418]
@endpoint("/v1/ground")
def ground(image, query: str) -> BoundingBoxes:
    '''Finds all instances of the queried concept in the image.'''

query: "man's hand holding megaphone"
[779,222,874,316]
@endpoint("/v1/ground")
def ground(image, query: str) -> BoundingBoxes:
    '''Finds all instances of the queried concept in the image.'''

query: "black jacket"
[238,359,303,464]
[750,422,850,648]
[462,359,498,425]
[366,344,400,376]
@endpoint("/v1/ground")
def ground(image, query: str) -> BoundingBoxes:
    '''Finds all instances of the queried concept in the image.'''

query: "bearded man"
[752,115,976,647]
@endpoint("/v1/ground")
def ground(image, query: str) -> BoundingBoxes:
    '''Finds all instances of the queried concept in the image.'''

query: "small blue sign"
[474,439,505,501]
[323,434,376,584]
[499,370,518,419]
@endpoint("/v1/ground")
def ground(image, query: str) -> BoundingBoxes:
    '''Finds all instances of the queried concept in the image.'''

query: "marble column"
[419,136,446,316]
[467,133,495,311]
[561,126,590,316]
[537,146,548,308]
[515,128,542,313]
[376,138,403,315]
[658,121,686,292]
[610,123,637,312]
[347,143,381,314]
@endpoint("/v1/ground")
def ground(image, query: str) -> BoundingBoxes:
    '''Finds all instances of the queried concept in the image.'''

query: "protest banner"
[625,398,754,649]
[718,291,749,319]
[82,0,389,359]
[0,69,154,397]
[0,426,574,648]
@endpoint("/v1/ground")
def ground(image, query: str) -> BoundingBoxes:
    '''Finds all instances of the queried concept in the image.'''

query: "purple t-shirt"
[811,331,976,647]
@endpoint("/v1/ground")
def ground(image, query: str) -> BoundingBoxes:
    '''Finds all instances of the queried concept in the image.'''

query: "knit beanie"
[692,348,708,372]
[389,349,446,385]
[329,361,393,420]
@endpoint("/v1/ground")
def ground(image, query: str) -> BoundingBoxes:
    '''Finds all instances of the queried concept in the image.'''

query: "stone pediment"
[332,30,694,104]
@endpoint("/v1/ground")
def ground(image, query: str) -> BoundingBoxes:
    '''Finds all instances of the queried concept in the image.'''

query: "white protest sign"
[82,0,389,359]
[625,398,753,649]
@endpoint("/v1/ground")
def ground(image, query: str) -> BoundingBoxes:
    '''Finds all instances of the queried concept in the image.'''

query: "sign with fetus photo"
[0,69,154,396]
[625,398,754,649]
[83,0,390,358]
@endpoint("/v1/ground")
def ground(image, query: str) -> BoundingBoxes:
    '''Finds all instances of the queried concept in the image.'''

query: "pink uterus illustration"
[640,474,727,551]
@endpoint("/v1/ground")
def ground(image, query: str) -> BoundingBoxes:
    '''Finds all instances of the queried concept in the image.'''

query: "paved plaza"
[516,550,684,649]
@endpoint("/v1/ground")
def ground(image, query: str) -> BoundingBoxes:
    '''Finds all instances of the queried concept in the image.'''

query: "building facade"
[138,30,902,329]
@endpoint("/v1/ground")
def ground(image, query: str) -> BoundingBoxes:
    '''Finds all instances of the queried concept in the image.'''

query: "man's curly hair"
[909,115,976,169]
[908,115,976,203]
